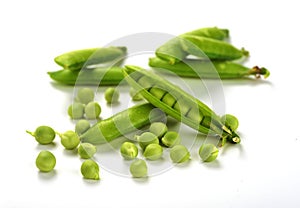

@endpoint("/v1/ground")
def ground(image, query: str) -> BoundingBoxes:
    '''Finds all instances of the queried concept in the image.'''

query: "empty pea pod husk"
[149,57,270,79]
[123,65,240,144]
[54,46,127,71]
[80,103,165,144]
[47,66,125,85]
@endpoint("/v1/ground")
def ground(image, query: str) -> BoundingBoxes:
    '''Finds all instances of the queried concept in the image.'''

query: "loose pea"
[137,132,159,150]
[120,142,138,160]
[78,143,97,159]
[198,144,219,162]
[26,126,56,145]
[170,145,190,163]
[129,87,144,101]
[81,159,100,180]
[75,119,90,135]
[104,87,119,104]
[221,114,239,131]
[130,159,148,178]
[149,122,168,139]
[76,88,94,105]
[35,150,56,172]
[58,130,80,150]
[143,143,163,160]
[68,102,85,119]
[161,131,181,147]
[85,101,101,119]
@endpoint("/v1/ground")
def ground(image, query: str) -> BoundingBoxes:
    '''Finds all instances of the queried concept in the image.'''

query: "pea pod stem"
[122,65,240,144]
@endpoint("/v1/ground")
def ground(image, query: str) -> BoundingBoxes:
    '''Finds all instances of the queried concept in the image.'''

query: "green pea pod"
[123,65,240,144]
[54,46,127,71]
[47,66,124,85]
[80,103,165,144]
[149,57,270,79]
[183,27,229,40]
[181,35,249,61]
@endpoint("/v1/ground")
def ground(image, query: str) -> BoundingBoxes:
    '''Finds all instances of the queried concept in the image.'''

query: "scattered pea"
[76,88,95,104]
[221,114,239,131]
[26,126,56,145]
[81,159,100,180]
[149,122,168,139]
[130,159,148,178]
[143,143,163,160]
[58,130,80,150]
[85,101,101,119]
[198,144,219,162]
[129,87,144,101]
[35,150,56,172]
[75,119,90,135]
[137,132,159,150]
[104,87,119,104]
[120,142,138,160]
[68,102,85,119]
[78,143,97,159]
[170,145,190,163]
[161,131,181,147]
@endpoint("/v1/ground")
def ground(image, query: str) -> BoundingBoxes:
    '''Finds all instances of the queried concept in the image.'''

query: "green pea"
[161,131,181,147]
[81,159,100,180]
[76,88,94,105]
[130,159,148,178]
[143,143,163,160]
[149,122,168,139]
[170,145,190,163]
[85,101,101,119]
[35,150,56,172]
[120,142,138,160]
[129,87,144,101]
[68,102,85,119]
[137,132,159,150]
[104,87,120,104]
[198,144,219,162]
[78,143,97,159]
[26,126,56,145]
[58,130,80,150]
[221,114,239,131]
[75,119,90,135]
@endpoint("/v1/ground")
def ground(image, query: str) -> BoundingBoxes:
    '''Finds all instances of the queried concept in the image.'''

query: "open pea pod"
[123,65,240,144]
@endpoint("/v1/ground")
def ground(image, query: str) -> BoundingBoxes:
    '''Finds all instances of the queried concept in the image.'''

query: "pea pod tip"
[250,66,270,79]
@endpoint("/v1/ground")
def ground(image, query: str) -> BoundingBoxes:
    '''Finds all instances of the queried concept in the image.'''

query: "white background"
[1,0,300,207]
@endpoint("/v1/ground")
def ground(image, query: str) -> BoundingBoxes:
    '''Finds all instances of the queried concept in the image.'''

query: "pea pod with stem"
[80,103,165,144]
[149,57,270,79]
[54,46,127,71]
[122,65,240,144]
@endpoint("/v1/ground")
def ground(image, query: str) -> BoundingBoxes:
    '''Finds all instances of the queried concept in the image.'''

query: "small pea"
[170,145,190,163]
[130,159,148,178]
[26,126,56,145]
[199,144,219,162]
[120,142,138,160]
[35,150,56,172]
[143,143,163,160]
[81,159,100,180]
[129,87,144,101]
[221,114,239,131]
[78,143,97,159]
[75,119,90,135]
[161,131,181,147]
[149,122,168,139]
[76,88,95,104]
[104,87,119,104]
[137,132,159,150]
[68,102,85,119]
[85,101,101,119]
[58,130,80,150]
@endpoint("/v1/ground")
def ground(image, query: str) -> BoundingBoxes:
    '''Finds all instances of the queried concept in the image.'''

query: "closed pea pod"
[123,65,240,144]
[183,27,229,40]
[149,57,270,79]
